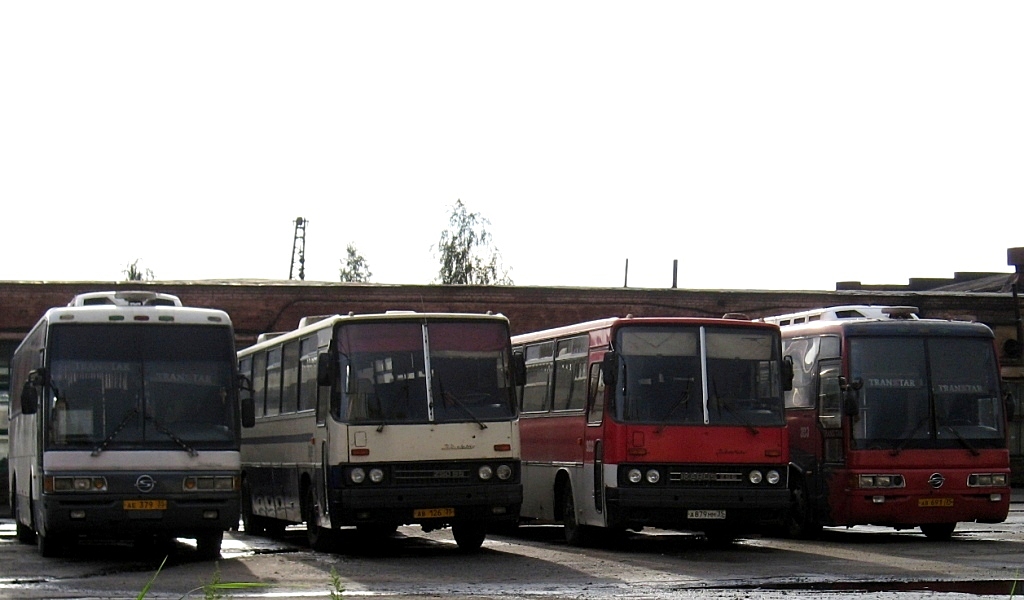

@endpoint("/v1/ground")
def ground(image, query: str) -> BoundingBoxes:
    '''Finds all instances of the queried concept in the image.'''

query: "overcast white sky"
[2,2,1021,291]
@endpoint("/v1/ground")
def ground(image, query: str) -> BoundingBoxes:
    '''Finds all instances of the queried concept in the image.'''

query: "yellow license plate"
[414,507,455,519]
[919,498,954,508]
[124,499,167,510]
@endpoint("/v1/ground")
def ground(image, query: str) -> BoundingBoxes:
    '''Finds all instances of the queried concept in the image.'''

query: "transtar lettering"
[867,377,922,388]
[442,443,476,450]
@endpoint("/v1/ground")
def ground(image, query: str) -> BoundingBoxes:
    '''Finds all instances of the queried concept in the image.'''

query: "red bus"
[762,305,1011,540]
[512,316,792,545]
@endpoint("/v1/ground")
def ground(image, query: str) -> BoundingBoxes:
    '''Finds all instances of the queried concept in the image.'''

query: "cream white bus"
[238,311,523,551]
[8,291,254,558]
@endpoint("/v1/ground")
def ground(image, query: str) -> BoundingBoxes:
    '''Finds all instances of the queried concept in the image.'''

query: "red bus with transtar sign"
[761,305,1012,540]
[512,316,793,545]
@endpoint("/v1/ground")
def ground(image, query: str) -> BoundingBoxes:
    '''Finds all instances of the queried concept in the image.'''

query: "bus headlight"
[478,465,494,481]
[627,468,643,484]
[49,476,108,493]
[748,470,763,484]
[369,468,385,483]
[350,468,366,484]
[969,473,1008,487]
[645,469,661,484]
[858,474,905,488]
[184,476,237,491]
[496,464,513,481]
[766,470,781,485]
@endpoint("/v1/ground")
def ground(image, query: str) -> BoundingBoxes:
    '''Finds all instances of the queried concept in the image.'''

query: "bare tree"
[122,259,154,281]
[339,243,372,283]
[434,200,513,285]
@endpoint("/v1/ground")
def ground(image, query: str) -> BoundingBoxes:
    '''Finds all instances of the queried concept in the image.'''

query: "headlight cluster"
[478,464,514,481]
[183,475,238,492]
[349,467,386,484]
[48,476,107,492]
[748,469,782,485]
[626,468,662,484]
[623,468,783,485]
[858,474,906,489]
[968,473,1008,487]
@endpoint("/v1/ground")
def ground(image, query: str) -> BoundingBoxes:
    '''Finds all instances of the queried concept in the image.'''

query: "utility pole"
[289,217,307,281]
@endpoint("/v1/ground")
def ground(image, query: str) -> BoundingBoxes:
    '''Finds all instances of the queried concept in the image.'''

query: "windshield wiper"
[941,424,980,456]
[91,407,139,456]
[711,378,758,436]
[890,416,931,456]
[146,416,198,456]
[374,390,388,433]
[656,378,693,433]
[436,377,486,430]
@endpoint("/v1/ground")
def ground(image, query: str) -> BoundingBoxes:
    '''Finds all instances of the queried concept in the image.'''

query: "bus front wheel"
[920,523,956,541]
[451,522,486,552]
[561,483,590,546]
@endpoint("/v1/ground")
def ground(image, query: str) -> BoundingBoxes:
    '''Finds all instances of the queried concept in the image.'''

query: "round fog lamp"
[627,469,643,484]
[496,464,513,480]
[748,470,763,484]
[350,468,366,484]
[766,470,781,485]
[645,469,661,484]
[479,465,494,480]
[369,468,385,483]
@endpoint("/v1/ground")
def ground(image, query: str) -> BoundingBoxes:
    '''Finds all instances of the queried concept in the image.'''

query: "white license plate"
[687,509,726,520]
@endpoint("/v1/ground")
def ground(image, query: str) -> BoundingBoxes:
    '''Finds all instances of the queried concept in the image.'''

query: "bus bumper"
[37,493,240,538]
[332,483,522,526]
[604,486,790,531]
[836,489,1011,527]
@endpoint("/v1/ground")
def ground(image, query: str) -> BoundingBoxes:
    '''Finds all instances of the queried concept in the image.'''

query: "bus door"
[582,354,608,522]
[816,358,844,517]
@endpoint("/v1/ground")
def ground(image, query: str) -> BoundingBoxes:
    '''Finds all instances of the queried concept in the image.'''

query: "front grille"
[392,463,474,486]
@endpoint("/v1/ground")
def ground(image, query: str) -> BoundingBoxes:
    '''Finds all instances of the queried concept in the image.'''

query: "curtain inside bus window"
[336,322,429,424]
[428,321,516,423]
[705,329,785,427]
[617,327,703,424]
[929,337,1003,442]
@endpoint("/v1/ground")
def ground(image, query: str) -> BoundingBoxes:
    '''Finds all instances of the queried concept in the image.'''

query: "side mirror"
[240,396,256,428]
[237,373,253,394]
[601,351,618,388]
[317,352,335,387]
[512,351,526,386]
[21,381,39,415]
[1004,391,1016,422]
[841,377,863,417]
[782,356,794,392]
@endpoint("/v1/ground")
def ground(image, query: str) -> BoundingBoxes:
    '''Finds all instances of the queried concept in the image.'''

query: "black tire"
[920,522,956,541]
[303,484,334,552]
[786,485,823,539]
[12,484,36,544]
[452,522,487,552]
[37,530,63,558]
[195,531,223,560]
[561,483,589,546]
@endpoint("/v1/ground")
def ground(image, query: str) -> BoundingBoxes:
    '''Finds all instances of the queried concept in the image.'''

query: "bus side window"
[818,361,842,429]
[587,362,605,425]
[521,342,553,413]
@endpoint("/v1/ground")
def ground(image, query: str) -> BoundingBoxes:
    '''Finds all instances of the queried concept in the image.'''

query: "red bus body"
[775,307,1010,540]
[513,316,791,544]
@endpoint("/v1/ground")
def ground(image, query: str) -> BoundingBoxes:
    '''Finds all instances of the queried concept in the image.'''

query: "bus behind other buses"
[762,305,1011,540]
[513,316,793,545]
[8,291,253,557]
[238,311,523,552]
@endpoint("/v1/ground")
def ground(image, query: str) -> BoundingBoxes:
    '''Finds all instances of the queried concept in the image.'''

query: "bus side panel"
[519,412,585,523]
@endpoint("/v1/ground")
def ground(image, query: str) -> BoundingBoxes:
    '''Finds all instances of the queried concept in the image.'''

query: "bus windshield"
[336,320,517,425]
[45,324,239,451]
[849,336,1004,450]
[616,326,785,427]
